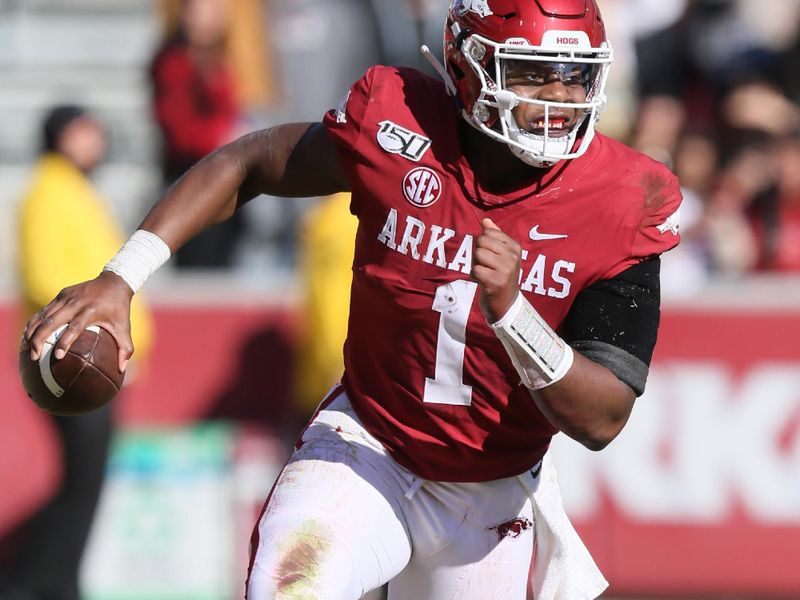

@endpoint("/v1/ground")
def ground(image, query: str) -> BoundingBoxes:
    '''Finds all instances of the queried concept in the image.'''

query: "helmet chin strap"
[510,144,561,169]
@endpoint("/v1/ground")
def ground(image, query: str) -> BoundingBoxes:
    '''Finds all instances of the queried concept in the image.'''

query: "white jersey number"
[423,280,478,406]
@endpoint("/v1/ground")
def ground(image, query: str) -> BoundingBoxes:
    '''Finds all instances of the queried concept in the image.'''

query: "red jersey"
[322,66,681,482]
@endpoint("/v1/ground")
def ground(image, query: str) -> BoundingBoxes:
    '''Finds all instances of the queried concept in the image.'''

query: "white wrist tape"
[490,293,574,390]
[103,230,171,293]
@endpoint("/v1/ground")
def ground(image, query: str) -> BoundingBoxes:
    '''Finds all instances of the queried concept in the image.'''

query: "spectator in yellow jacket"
[293,193,357,419]
[1,105,153,600]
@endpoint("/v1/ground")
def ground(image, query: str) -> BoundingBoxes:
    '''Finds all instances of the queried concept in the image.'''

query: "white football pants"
[246,388,541,600]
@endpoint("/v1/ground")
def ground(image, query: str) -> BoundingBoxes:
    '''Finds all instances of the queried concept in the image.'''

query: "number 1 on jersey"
[423,280,478,406]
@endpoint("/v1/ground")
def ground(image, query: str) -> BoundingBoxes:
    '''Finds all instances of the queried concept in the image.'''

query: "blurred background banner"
[82,425,240,600]
[2,1,800,599]
[552,284,800,597]
[81,424,282,600]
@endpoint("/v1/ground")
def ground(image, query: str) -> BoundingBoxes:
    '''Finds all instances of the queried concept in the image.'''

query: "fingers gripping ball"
[19,324,125,416]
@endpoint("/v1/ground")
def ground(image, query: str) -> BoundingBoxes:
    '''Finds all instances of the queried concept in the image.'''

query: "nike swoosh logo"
[529,225,568,241]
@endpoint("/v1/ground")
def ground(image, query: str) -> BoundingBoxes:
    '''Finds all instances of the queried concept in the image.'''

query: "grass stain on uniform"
[274,520,332,599]
[640,171,670,211]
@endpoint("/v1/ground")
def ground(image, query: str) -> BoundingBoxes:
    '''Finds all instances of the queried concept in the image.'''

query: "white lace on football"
[490,292,574,390]
[104,229,171,293]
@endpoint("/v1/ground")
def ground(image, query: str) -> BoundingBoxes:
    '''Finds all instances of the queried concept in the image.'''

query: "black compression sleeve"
[561,257,661,396]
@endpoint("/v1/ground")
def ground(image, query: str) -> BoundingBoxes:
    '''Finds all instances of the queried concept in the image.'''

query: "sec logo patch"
[403,167,442,208]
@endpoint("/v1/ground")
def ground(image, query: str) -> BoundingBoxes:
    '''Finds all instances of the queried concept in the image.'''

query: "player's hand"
[472,218,521,323]
[23,270,135,373]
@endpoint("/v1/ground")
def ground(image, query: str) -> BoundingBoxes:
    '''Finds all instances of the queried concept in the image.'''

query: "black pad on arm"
[561,257,661,396]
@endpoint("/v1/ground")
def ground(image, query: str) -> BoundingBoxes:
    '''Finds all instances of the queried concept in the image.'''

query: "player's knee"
[248,526,358,599]
[275,540,353,598]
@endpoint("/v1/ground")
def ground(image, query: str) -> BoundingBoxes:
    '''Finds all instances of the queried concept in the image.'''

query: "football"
[19,324,125,416]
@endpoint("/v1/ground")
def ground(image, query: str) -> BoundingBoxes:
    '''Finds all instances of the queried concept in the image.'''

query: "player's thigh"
[389,477,534,600]
[247,424,413,599]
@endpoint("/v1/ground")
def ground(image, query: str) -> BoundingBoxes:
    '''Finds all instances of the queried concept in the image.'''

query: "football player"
[25,1,681,598]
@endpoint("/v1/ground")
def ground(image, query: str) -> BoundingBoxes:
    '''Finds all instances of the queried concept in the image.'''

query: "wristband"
[103,230,171,293]
[490,293,574,390]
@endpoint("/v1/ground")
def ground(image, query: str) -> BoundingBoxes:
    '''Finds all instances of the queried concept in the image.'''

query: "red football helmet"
[441,0,613,167]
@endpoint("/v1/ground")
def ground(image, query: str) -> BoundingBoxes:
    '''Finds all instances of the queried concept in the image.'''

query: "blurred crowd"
[615,0,800,296]
[141,0,800,298]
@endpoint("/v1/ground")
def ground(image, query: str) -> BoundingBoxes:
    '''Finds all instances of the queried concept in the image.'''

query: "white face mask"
[459,33,613,168]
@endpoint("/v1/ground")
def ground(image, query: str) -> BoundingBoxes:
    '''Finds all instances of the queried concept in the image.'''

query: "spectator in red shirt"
[753,133,800,271]
[150,0,243,268]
